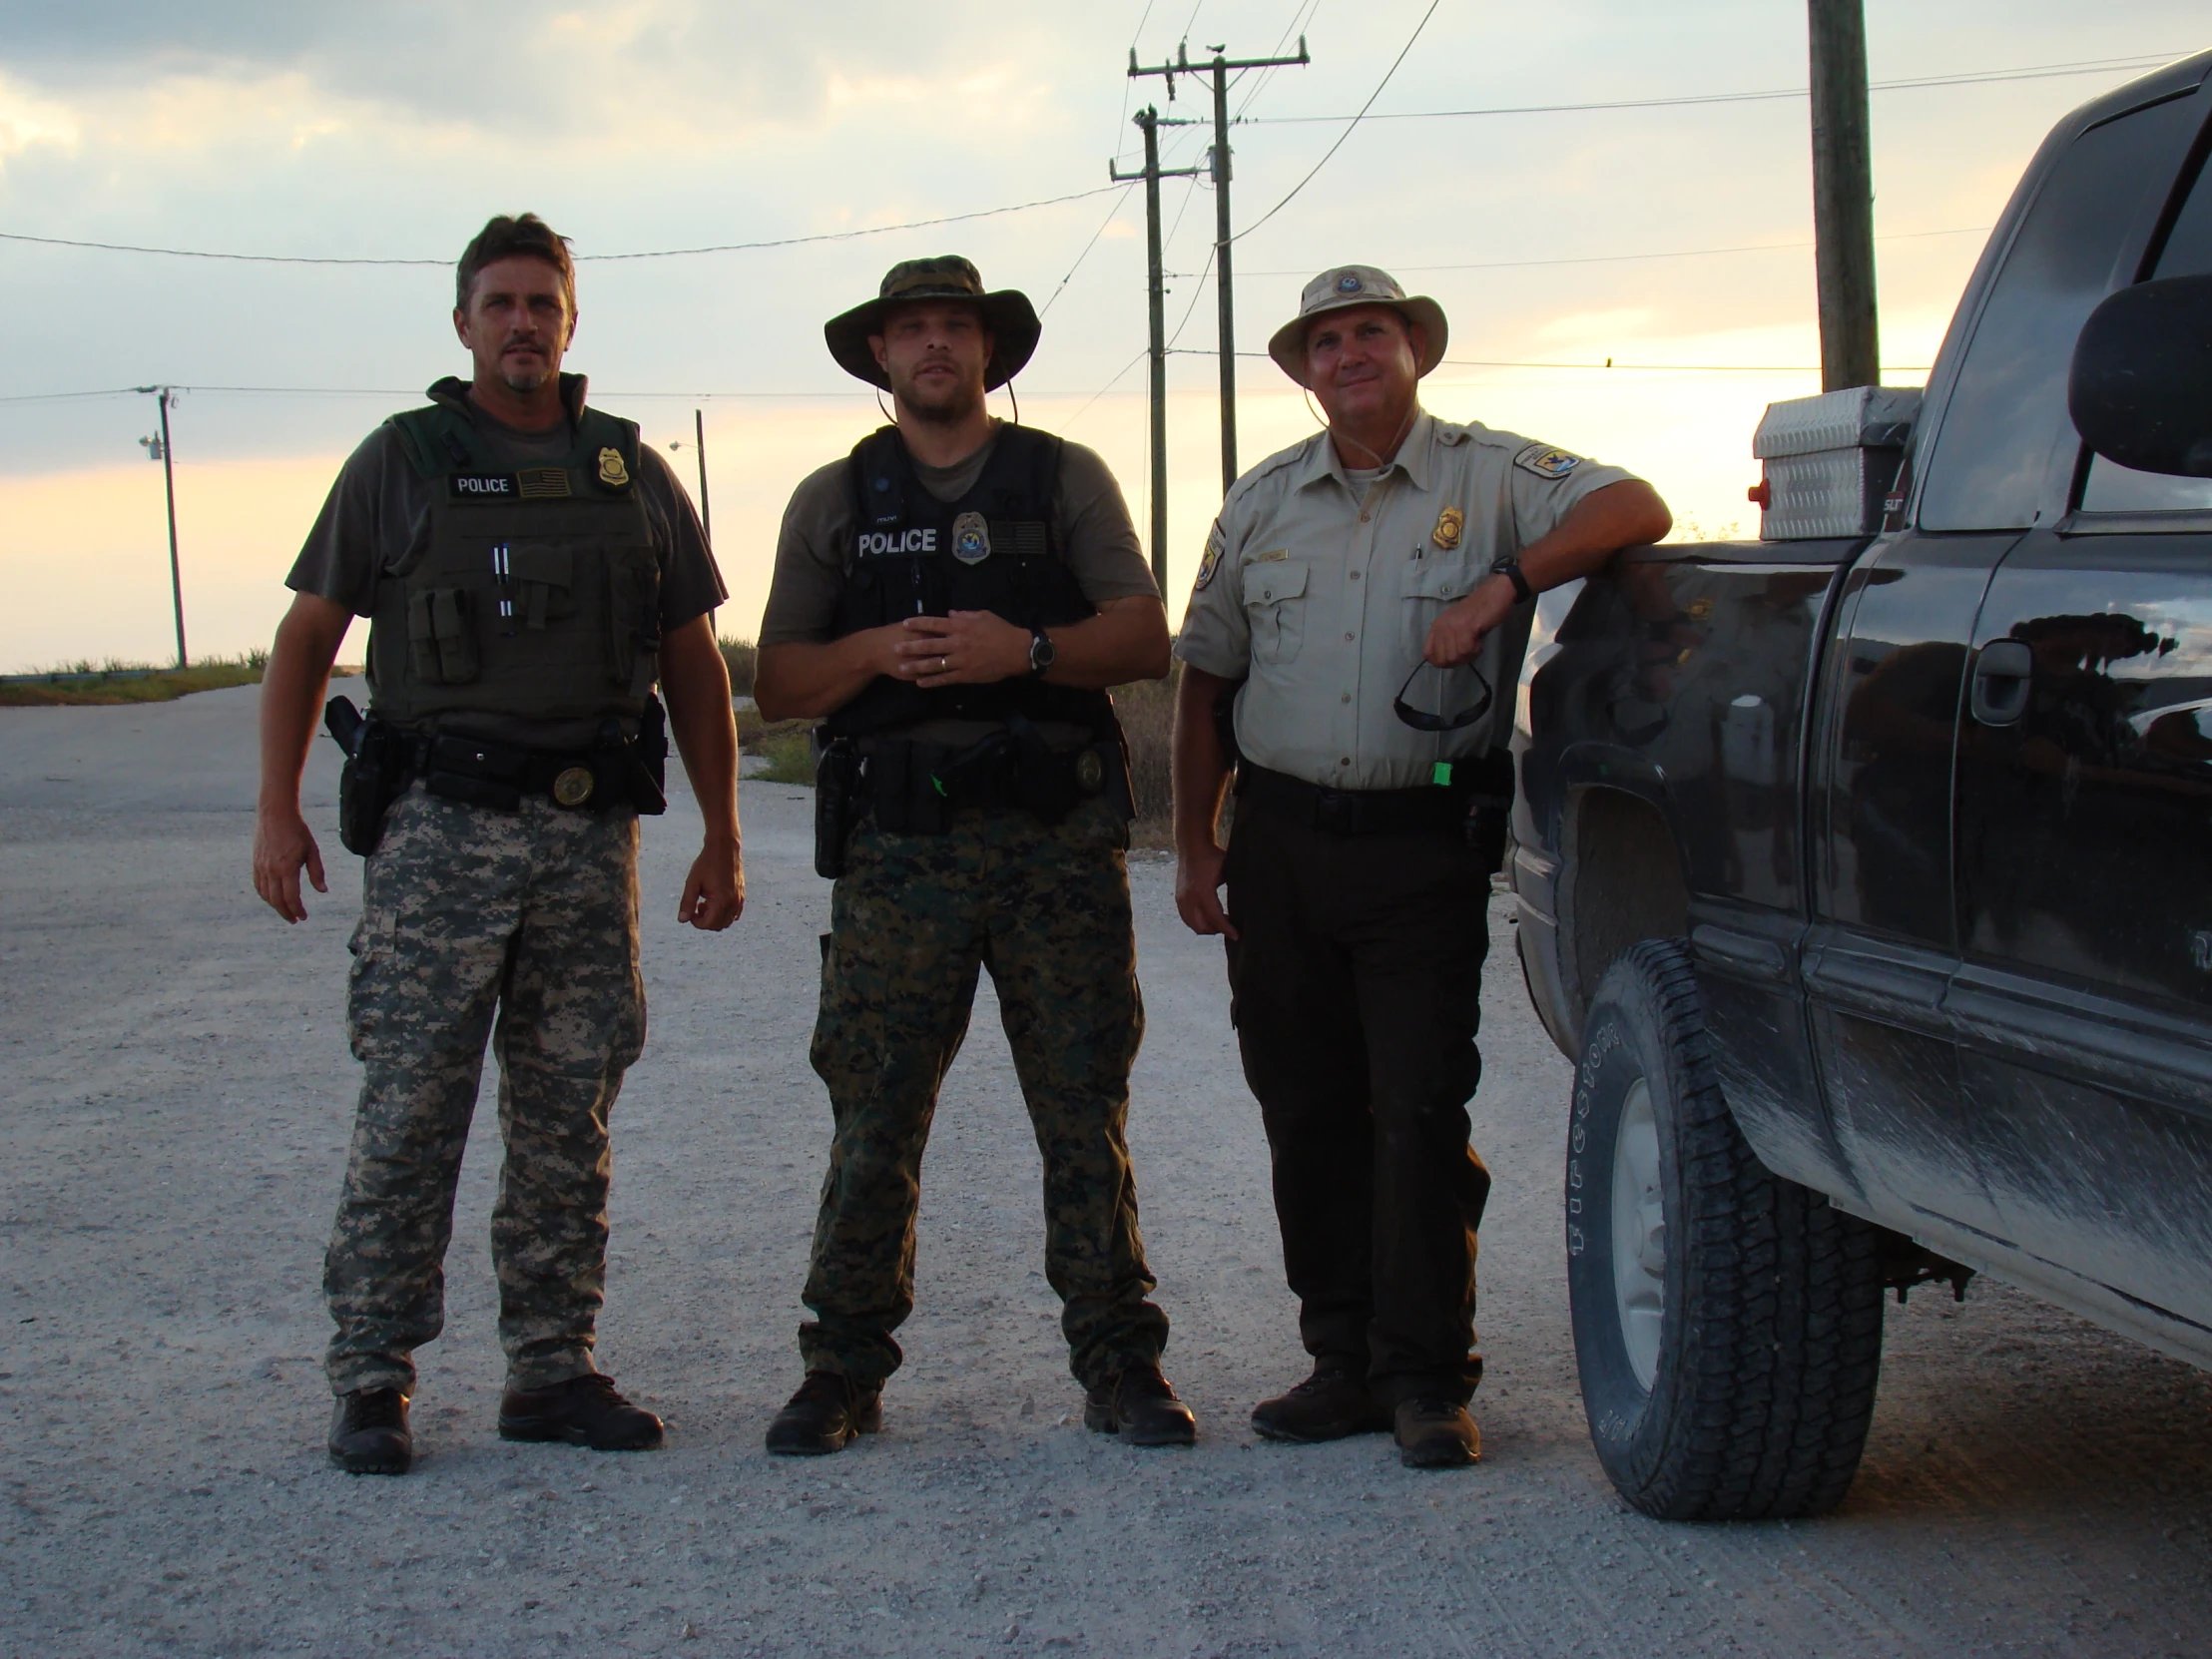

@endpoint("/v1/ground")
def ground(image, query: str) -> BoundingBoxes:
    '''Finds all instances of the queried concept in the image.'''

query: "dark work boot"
[498,1374,664,1451]
[1084,1366,1197,1446]
[1394,1397,1481,1469]
[328,1387,412,1475]
[766,1372,882,1456]
[1251,1361,1391,1443]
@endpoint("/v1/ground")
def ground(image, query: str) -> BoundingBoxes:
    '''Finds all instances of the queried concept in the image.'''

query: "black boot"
[328,1387,412,1475]
[1084,1366,1197,1446]
[766,1372,882,1456]
[498,1374,664,1451]
[1251,1360,1391,1443]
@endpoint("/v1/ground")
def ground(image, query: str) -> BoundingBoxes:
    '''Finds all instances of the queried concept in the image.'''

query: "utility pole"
[670,408,713,549]
[1111,107,1203,593]
[1808,0,1880,389]
[136,385,187,669]
[1130,37,1310,494]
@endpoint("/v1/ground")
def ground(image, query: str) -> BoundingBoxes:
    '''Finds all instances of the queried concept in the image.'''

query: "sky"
[0,0,2204,673]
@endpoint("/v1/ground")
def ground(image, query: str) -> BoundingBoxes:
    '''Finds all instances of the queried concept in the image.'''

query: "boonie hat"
[824,256,1043,392]
[1267,265,1448,387]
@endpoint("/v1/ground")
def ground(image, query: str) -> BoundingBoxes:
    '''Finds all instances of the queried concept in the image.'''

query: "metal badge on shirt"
[1430,506,1464,551]
[952,511,991,564]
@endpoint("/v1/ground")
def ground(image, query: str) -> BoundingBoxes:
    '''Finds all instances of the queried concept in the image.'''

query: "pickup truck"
[1510,49,2212,1520]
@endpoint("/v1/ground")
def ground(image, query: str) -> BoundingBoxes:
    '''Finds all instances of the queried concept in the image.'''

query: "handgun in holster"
[1458,746,1517,876]
[814,735,859,879]
[326,697,414,857]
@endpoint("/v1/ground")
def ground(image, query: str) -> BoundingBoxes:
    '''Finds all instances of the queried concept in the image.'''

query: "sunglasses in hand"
[1392,660,1493,733]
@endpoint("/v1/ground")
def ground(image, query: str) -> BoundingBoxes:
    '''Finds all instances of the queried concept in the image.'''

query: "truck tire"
[1566,939,1885,1519]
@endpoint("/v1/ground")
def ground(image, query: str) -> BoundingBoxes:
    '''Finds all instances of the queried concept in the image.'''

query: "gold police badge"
[597,447,630,489]
[1431,506,1464,551]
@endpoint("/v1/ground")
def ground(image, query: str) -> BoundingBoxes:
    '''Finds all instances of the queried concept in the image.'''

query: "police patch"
[447,472,516,499]
[952,511,991,564]
[1194,525,1226,590]
[1513,443,1583,481]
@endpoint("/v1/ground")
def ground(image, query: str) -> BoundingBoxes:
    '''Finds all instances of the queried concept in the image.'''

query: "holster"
[327,697,414,857]
[814,736,860,879]
[1459,747,1517,875]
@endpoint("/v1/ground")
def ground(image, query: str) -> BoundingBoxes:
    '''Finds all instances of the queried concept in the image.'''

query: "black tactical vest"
[825,424,1113,737]
[366,378,660,728]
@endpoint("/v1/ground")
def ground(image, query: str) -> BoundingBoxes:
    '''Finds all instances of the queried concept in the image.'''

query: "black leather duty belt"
[1236,764,1468,836]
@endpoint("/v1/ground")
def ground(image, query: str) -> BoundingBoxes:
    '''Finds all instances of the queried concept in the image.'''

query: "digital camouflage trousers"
[324,783,645,1397]
[803,796,1168,1390]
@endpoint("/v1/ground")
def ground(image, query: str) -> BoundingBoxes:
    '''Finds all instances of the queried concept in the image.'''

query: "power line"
[1239,51,2186,125]
[1166,347,1933,372]
[1231,0,1441,244]
[1189,224,1991,279]
[1038,185,1138,316]
[0,184,1127,269]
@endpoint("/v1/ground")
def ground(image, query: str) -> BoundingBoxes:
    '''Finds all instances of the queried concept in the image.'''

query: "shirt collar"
[1294,406,1436,495]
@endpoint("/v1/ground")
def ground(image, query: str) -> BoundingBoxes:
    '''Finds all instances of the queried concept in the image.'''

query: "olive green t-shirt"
[757,422,1158,647]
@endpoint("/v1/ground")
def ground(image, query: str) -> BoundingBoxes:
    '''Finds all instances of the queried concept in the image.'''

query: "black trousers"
[1222,801,1492,1406]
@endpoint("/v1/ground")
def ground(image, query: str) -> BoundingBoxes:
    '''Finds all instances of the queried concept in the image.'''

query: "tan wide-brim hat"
[1267,265,1448,387]
[825,255,1042,392]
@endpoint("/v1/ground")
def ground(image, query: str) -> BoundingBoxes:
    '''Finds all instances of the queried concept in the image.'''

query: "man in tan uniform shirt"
[1172,266,1671,1468]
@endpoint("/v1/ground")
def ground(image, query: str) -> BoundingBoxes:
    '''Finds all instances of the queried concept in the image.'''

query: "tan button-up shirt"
[1175,411,1636,792]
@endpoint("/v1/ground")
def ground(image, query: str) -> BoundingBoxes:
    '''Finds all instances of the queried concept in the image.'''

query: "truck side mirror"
[2068,273,2212,477]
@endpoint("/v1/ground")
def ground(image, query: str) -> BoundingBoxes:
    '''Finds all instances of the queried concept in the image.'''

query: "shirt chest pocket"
[1243,560,1312,667]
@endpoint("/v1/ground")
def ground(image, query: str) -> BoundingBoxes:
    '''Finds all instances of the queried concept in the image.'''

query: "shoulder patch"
[1513,443,1583,481]
[1194,524,1227,591]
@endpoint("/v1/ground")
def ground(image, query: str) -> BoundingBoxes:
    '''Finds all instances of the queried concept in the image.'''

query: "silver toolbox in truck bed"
[1753,385,1922,539]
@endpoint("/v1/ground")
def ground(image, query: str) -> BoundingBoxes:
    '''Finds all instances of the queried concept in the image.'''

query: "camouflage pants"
[803,796,1167,1390]
[324,783,645,1397]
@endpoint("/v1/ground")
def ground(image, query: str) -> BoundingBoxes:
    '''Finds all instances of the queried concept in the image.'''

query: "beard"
[893,365,982,426]
[499,360,551,394]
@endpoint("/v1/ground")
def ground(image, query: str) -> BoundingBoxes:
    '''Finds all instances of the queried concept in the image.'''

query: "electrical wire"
[1191,224,1991,279]
[0,185,1128,269]
[1166,347,1933,372]
[1230,0,1442,244]
[1062,347,1152,432]
[1239,51,2188,124]
[1038,185,1138,315]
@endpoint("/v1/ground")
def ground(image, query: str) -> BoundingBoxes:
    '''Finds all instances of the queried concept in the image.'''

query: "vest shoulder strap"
[385,403,482,480]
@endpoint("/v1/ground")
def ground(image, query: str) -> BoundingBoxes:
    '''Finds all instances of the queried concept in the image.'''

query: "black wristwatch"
[1028,626,1057,677]
[1490,553,1535,604]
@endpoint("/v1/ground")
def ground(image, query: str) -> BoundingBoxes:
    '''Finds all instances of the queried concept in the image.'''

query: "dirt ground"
[2,684,2209,1659]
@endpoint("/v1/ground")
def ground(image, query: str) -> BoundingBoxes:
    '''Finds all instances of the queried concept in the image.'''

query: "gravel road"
[2,685,2208,1658]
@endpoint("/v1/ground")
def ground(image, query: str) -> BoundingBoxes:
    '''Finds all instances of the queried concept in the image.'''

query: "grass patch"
[737,705,817,786]
[0,652,269,707]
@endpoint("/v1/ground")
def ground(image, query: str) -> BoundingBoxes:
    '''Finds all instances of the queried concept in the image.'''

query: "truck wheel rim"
[1611,1077,1666,1390]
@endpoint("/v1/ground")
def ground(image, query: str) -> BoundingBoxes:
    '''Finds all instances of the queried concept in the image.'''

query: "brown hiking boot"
[1393,1397,1481,1468]
[498,1374,664,1451]
[766,1372,882,1456]
[1251,1361,1390,1443]
[1084,1366,1197,1446]
[328,1387,413,1475]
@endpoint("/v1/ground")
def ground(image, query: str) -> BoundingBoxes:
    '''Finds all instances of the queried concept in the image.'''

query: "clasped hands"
[885,610,1035,688]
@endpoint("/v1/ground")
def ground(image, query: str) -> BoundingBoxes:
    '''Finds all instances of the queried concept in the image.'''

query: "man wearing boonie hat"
[752,256,1195,1454]
[1170,264,1671,1468]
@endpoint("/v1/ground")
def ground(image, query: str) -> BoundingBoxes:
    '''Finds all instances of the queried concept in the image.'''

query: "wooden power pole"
[136,385,187,669]
[1130,37,1311,495]
[1112,107,1203,593]
[1808,0,1880,389]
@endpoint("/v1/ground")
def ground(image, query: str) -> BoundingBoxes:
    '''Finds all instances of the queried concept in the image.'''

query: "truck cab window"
[2080,142,2212,513]
[1921,95,2200,532]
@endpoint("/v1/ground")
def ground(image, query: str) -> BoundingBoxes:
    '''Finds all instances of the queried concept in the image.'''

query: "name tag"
[855,528,938,557]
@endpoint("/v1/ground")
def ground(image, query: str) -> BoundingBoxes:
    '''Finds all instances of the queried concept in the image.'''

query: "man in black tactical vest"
[754,256,1194,1452]
[252,214,744,1475]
